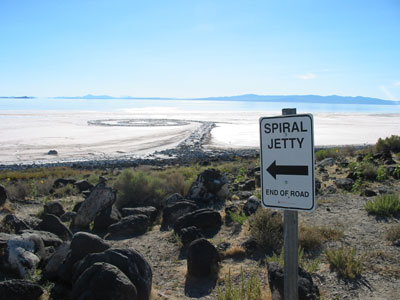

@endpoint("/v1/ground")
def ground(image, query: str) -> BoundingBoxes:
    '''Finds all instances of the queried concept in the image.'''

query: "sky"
[0,0,399,100]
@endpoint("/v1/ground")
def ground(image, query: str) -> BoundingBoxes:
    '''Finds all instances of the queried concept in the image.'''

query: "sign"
[259,114,315,211]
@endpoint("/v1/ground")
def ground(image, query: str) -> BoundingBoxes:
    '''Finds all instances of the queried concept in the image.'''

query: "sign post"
[259,108,315,300]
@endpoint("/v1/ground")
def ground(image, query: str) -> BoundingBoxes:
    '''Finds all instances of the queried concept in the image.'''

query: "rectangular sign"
[259,114,315,211]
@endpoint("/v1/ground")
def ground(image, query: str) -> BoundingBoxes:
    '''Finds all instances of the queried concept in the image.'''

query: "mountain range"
[52,94,399,105]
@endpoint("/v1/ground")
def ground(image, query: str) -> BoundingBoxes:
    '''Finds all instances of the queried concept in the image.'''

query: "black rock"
[53,178,76,188]
[44,201,65,217]
[107,214,149,238]
[48,150,58,155]
[267,262,319,300]
[70,232,110,260]
[60,211,77,222]
[2,214,30,233]
[243,196,260,216]
[360,189,377,197]
[334,178,354,191]
[239,179,256,191]
[74,180,94,192]
[37,214,72,241]
[121,206,157,223]
[43,242,71,281]
[0,184,8,206]
[0,280,43,300]
[19,229,63,248]
[174,209,222,234]
[178,226,204,246]
[73,201,83,212]
[162,201,198,228]
[164,193,184,207]
[93,205,121,231]
[187,238,220,278]
[73,248,152,300]
[71,262,138,300]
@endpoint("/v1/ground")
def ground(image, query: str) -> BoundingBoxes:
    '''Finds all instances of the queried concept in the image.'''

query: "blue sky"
[0,0,399,99]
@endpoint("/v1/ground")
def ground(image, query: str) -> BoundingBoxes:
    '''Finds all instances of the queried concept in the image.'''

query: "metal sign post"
[259,108,315,300]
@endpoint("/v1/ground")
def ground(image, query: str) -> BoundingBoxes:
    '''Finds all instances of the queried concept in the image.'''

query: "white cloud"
[394,81,400,87]
[296,73,316,80]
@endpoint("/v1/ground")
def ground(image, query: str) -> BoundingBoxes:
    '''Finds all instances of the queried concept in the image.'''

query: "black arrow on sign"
[267,160,309,179]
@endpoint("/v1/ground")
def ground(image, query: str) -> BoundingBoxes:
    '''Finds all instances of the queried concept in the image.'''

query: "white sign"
[259,114,315,211]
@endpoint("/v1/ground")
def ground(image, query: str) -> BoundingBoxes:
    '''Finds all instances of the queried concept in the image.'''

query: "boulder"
[53,178,76,188]
[254,171,261,187]
[2,214,30,233]
[186,169,229,204]
[174,209,222,234]
[48,149,58,155]
[70,232,110,260]
[73,248,152,300]
[74,180,94,192]
[164,193,184,207]
[360,188,377,197]
[3,233,44,278]
[71,262,138,300]
[43,201,65,217]
[0,184,8,206]
[318,157,335,167]
[334,178,354,191]
[121,206,157,222]
[37,214,72,241]
[187,238,220,278]
[178,226,204,246]
[267,262,319,300]
[60,211,77,222]
[73,201,84,212]
[0,280,43,300]
[162,201,198,228]
[19,229,63,248]
[243,196,260,216]
[93,204,121,231]
[72,183,116,229]
[43,242,71,281]
[107,215,149,239]
[239,179,256,191]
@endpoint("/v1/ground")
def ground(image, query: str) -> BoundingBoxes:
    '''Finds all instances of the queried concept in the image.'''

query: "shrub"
[386,224,400,243]
[157,169,192,196]
[364,194,400,217]
[267,247,320,273]
[376,165,388,181]
[348,161,377,182]
[299,224,344,254]
[325,247,363,279]
[215,269,265,300]
[249,209,283,253]
[315,148,340,161]
[114,169,165,209]
[229,212,248,225]
[375,135,400,153]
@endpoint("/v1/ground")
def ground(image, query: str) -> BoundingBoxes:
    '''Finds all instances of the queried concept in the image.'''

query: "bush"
[249,209,283,253]
[364,194,400,217]
[375,135,400,153]
[386,224,400,243]
[325,247,363,279]
[348,161,377,181]
[267,247,320,274]
[229,212,248,225]
[315,148,340,161]
[114,169,165,209]
[376,165,388,181]
[215,269,265,300]
[299,225,343,254]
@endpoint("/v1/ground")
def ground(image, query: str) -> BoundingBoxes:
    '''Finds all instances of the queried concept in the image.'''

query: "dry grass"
[221,246,246,260]
[386,223,400,243]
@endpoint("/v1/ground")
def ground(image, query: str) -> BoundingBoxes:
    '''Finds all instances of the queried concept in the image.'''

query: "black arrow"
[267,160,308,179]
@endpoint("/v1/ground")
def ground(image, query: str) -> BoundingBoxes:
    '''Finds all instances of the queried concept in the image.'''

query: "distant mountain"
[193,94,400,105]
[51,94,399,105]
[0,96,34,99]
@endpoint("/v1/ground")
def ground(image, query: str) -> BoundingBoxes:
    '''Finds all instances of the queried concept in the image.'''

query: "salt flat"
[0,109,399,164]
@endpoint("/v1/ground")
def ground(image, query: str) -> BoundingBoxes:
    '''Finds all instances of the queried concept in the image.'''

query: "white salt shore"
[0,110,399,165]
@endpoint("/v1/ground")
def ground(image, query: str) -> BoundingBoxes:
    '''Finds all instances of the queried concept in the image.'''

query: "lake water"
[1,97,400,113]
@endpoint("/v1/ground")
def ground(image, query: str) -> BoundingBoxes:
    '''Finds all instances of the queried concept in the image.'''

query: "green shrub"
[348,161,377,182]
[364,194,400,217]
[114,170,165,209]
[249,209,283,253]
[315,148,340,161]
[267,247,320,273]
[215,269,264,300]
[299,224,343,253]
[386,224,400,243]
[228,212,248,225]
[325,247,363,279]
[376,166,388,181]
[375,135,400,153]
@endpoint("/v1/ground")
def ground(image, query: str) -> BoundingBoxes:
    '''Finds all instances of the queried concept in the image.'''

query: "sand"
[1,110,399,164]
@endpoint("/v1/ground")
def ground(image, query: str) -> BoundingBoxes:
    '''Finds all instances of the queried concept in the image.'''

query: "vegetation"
[386,224,400,243]
[364,194,400,217]
[325,247,363,279]
[249,209,283,253]
[228,211,248,225]
[375,135,400,153]
[267,247,320,274]
[315,148,341,161]
[215,269,265,300]
[299,224,343,253]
